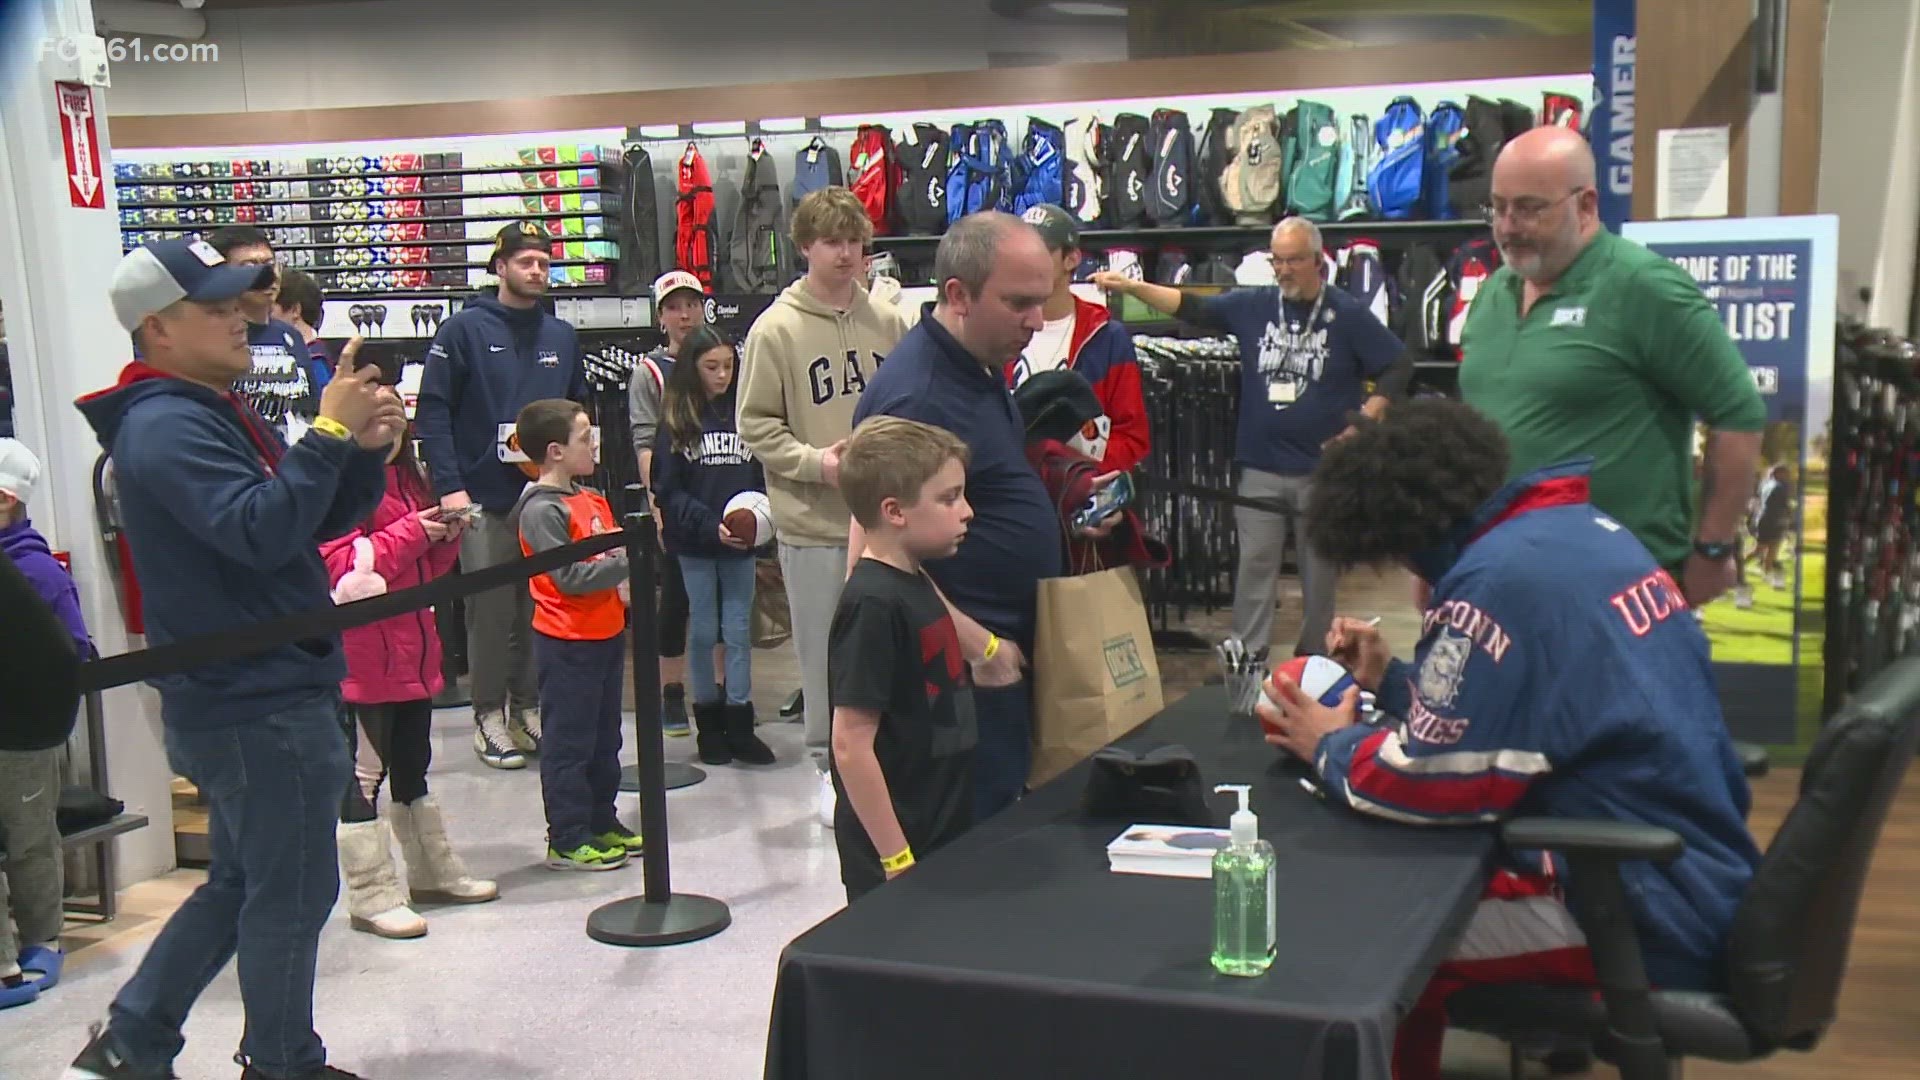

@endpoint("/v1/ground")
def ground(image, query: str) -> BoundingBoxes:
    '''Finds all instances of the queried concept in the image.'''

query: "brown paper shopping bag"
[1029,566,1164,788]
[752,557,792,650]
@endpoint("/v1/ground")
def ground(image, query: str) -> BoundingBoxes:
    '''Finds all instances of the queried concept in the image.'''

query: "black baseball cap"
[489,221,550,271]
[1020,203,1081,253]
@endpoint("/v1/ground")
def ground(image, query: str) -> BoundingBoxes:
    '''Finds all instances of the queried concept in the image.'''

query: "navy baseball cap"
[109,237,276,332]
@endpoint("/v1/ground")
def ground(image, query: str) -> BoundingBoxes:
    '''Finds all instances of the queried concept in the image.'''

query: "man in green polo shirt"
[1459,126,1764,607]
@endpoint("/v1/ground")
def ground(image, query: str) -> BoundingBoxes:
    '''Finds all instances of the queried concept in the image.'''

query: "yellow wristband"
[311,416,351,441]
[982,634,1001,662]
[881,847,916,874]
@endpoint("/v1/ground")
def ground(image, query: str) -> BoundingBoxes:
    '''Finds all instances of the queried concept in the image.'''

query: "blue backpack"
[947,120,1014,227]
[1366,97,1426,220]
[1013,118,1065,214]
[1423,101,1468,220]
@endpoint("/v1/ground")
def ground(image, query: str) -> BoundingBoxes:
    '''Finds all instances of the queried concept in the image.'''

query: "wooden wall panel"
[1631,1,1757,220]
[110,35,1591,149]
[1778,0,1828,215]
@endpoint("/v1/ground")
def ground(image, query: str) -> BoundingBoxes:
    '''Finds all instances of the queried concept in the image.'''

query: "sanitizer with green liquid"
[1210,783,1277,977]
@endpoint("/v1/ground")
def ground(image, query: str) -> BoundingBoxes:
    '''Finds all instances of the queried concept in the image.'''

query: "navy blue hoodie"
[649,388,764,560]
[76,362,387,728]
[414,294,585,513]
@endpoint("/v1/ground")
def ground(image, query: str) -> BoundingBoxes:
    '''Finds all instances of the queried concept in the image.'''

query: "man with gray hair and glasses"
[850,210,1067,819]
[1094,216,1409,658]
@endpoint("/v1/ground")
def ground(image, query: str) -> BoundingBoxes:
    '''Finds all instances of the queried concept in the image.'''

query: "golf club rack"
[1826,321,1920,715]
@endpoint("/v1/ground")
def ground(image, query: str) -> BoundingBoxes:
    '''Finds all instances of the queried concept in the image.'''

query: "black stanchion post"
[587,490,731,947]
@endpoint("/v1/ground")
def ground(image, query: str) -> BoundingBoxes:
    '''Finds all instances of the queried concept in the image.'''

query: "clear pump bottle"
[1210,783,1277,977]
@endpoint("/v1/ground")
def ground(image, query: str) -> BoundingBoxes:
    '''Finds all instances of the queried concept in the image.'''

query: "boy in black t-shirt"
[830,416,979,901]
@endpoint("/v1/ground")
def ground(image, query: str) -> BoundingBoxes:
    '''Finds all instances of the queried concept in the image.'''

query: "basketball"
[1260,655,1357,739]
[722,491,775,549]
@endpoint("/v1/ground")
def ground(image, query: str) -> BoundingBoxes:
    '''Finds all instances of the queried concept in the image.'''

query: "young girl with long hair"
[650,326,775,767]
[321,388,498,938]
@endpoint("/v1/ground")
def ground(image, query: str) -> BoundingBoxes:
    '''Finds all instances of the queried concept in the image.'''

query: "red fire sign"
[56,81,105,210]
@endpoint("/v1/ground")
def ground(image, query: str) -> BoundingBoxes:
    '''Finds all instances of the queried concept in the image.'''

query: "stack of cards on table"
[1106,824,1233,879]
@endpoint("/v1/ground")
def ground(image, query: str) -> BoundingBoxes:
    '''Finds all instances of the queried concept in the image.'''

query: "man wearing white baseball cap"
[629,269,708,736]
[65,237,401,1080]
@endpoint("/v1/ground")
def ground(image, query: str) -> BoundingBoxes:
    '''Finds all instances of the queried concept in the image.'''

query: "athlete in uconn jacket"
[1257,400,1759,1080]
[414,223,584,768]
[1005,204,1149,473]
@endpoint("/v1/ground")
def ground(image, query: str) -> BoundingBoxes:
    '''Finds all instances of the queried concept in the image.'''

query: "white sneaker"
[816,769,837,828]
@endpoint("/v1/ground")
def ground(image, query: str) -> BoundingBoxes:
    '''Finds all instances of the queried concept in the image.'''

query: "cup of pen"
[1225,663,1271,719]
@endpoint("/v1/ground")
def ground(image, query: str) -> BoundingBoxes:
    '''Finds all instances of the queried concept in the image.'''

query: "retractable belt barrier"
[76,529,630,695]
[1135,474,1288,517]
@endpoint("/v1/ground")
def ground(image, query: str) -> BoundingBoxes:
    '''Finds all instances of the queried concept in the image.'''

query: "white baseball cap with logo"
[109,237,277,333]
[652,270,706,306]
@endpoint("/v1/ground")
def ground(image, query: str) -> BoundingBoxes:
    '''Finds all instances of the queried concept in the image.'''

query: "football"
[1260,655,1357,739]
[722,491,775,549]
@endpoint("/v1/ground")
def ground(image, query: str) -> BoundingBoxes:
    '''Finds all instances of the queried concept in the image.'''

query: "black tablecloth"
[765,686,1497,1080]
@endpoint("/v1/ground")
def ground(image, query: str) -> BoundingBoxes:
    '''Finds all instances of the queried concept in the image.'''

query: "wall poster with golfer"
[1624,215,1837,749]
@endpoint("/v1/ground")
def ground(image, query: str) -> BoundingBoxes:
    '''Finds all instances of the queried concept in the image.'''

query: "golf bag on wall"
[1194,107,1239,226]
[1105,112,1152,229]
[1064,114,1108,227]
[1147,109,1195,226]
[728,139,787,293]
[947,120,1015,227]
[675,144,718,288]
[849,125,898,234]
[607,143,661,296]
[896,123,951,235]
[1281,99,1342,221]
[1220,105,1283,225]
[1014,118,1066,214]
[1366,96,1426,220]
[1423,100,1468,220]
[1337,114,1374,221]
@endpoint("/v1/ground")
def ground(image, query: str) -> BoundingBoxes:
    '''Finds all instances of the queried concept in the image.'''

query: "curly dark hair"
[1304,398,1510,570]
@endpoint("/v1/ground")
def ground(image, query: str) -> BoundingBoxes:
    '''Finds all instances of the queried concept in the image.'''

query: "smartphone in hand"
[1073,471,1135,532]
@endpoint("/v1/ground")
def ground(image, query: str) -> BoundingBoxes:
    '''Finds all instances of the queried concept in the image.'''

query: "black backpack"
[1447,96,1509,221]
[895,123,951,235]
[1105,113,1152,229]
[1194,107,1239,226]
[1147,108,1195,227]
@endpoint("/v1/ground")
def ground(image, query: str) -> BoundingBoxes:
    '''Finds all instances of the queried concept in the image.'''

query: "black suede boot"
[724,702,776,765]
[692,702,732,766]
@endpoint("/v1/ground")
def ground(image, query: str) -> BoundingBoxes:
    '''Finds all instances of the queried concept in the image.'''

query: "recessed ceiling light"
[1045,1,1128,16]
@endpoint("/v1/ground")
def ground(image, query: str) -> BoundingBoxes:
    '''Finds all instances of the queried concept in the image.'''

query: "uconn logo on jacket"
[806,350,884,405]
[681,429,754,466]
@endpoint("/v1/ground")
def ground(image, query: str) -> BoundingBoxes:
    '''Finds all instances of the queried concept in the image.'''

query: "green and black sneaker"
[545,841,628,871]
[595,826,643,856]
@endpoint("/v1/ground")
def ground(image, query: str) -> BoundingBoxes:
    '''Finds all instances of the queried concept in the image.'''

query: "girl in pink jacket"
[321,400,497,938]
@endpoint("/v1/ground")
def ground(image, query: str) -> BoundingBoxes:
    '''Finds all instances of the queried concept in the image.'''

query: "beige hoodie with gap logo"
[738,280,913,547]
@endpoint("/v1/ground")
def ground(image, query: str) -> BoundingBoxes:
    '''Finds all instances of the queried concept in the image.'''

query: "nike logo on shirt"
[489,345,505,352]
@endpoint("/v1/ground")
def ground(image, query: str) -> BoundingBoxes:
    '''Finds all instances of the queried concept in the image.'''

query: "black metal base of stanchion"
[586,893,731,947]
[620,762,705,792]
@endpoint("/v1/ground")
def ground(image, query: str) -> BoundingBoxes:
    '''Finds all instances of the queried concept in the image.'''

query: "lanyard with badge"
[1266,288,1324,407]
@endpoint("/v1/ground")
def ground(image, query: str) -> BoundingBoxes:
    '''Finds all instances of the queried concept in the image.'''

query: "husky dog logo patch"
[1418,629,1471,709]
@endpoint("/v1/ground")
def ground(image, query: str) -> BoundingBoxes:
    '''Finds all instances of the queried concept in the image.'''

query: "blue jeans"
[107,691,351,1078]
[973,679,1033,822]
[680,555,754,705]
[533,632,626,851]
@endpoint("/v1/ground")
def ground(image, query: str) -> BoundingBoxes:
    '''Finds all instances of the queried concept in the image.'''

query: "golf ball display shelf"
[114,145,621,296]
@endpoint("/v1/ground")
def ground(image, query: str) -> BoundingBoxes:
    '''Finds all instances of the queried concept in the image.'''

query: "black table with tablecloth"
[764,685,1499,1080]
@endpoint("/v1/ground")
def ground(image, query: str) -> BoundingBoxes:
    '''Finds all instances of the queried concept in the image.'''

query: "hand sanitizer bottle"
[1210,783,1277,977]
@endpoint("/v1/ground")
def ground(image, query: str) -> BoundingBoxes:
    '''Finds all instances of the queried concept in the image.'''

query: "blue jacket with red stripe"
[1314,460,1760,991]
[1003,296,1150,473]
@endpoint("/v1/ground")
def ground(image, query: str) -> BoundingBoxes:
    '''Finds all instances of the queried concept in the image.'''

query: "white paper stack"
[1106,824,1232,880]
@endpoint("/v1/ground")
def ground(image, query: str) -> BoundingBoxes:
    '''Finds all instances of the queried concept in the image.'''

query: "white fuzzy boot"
[336,820,428,939]
[391,795,498,905]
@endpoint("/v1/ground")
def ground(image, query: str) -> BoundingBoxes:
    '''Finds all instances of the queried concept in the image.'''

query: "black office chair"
[1446,657,1920,1079]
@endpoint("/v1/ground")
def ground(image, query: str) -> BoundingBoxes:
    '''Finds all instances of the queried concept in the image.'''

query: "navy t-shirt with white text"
[1194,285,1402,475]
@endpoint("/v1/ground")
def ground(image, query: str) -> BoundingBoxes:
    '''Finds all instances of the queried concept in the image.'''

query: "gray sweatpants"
[1232,468,1338,656]
[459,509,537,716]
[778,542,848,771]
[0,748,65,966]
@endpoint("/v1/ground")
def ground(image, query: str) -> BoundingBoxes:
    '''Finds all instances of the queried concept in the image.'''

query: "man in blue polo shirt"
[1095,217,1409,656]
[851,211,1064,819]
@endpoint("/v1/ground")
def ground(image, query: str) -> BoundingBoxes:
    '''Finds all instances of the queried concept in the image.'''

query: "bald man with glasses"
[1094,217,1410,657]
[1458,127,1764,608]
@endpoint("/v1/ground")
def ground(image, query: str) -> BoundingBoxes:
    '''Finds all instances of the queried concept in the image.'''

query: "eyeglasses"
[1268,253,1317,269]
[1481,187,1588,226]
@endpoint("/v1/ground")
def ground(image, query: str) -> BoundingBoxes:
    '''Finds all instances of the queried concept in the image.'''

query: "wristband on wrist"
[981,634,1002,663]
[311,416,351,441]
[881,847,916,874]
